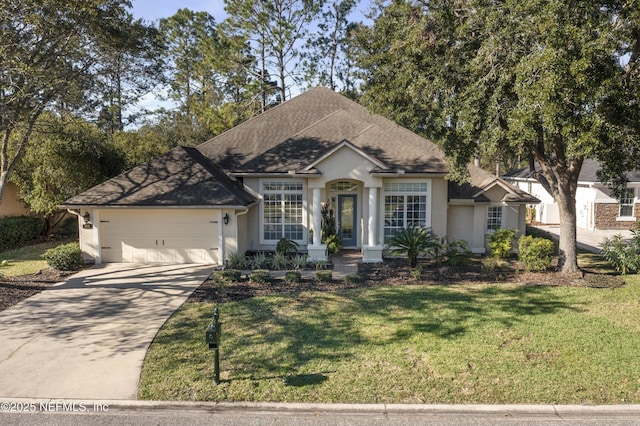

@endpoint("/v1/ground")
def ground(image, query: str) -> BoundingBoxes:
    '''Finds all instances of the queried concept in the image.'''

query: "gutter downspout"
[235,207,250,255]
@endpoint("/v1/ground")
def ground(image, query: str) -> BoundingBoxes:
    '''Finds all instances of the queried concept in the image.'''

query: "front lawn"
[0,240,63,277]
[139,272,640,404]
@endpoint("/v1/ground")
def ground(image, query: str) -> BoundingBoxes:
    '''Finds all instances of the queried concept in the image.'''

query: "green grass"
[0,240,64,277]
[140,275,640,404]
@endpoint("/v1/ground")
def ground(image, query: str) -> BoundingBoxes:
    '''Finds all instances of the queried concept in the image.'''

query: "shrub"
[488,228,517,259]
[285,270,302,283]
[387,226,439,267]
[276,237,298,256]
[344,274,361,284]
[324,234,343,254]
[410,264,422,281]
[269,252,290,270]
[290,254,308,270]
[518,235,554,272]
[227,251,247,269]
[214,269,242,282]
[443,239,472,266]
[42,241,83,271]
[0,216,45,251]
[481,256,510,281]
[248,252,268,269]
[525,225,559,255]
[249,269,270,283]
[600,232,640,275]
[316,270,332,282]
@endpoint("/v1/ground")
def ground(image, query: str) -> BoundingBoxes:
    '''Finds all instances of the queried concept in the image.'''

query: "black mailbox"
[205,322,220,349]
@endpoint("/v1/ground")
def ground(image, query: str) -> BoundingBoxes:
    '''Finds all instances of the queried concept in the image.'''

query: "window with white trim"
[383,182,429,243]
[487,206,503,231]
[618,188,635,218]
[261,181,305,242]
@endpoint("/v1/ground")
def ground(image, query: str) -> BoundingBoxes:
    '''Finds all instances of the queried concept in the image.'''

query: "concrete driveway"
[0,263,211,400]
[533,225,634,253]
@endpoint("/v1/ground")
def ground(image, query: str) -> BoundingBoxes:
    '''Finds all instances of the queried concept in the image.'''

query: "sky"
[131,0,228,22]
[130,0,371,24]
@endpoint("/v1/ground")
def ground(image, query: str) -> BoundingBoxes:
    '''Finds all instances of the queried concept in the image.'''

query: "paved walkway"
[534,225,634,254]
[0,263,211,400]
[330,249,360,278]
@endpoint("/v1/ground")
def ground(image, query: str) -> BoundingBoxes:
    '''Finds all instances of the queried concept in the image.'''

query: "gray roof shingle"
[63,88,536,207]
[504,159,640,183]
[61,146,256,208]
[197,87,448,174]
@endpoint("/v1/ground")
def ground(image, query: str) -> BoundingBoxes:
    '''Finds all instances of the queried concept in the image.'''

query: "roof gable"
[449,164,540,204]
[301,140,390,172]
[197,87,449,175]
[61,146,256,208]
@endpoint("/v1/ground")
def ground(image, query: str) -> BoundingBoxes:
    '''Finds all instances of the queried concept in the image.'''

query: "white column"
[313,188,322,245]
[363,186,383,263]
[307,186,327,261]
[368,186,377,246]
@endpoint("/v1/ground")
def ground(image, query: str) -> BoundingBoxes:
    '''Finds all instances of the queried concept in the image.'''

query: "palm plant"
[387,226,439,267]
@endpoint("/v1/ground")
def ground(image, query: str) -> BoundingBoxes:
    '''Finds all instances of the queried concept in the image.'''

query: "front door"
[338,194,357,247]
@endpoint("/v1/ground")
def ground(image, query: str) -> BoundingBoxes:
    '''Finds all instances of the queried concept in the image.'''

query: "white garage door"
[99,209,220,264]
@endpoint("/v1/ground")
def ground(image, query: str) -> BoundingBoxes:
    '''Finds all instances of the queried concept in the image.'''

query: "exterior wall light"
[223,213,230,225]
[82,212,91,223]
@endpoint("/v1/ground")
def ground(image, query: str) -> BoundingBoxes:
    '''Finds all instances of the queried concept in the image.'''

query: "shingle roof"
[450,163,540,203]
[504,159,640,183]
[63,88,537,208]
[197,87,449,174]
[61,146,256,208]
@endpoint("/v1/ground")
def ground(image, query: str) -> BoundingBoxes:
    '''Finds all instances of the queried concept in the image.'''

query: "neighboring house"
[0,182,30,217]
[61,88,538,265]
[504,159,640,231]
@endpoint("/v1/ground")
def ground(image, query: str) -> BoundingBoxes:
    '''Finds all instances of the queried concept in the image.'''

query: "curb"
[2,398,640,417]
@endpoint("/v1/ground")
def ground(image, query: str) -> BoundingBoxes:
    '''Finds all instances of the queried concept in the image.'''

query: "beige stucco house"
[62,88,538,265]
[0,182,30,217]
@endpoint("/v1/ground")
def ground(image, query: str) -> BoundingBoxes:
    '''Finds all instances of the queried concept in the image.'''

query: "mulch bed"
[188,258,626,304]
[0,269,73,311]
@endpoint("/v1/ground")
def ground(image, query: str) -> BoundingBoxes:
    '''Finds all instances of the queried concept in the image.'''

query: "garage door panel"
[99,209,220,264]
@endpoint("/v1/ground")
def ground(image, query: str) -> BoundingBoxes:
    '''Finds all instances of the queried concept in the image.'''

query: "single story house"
[62,88,538,265]
[0,182,30,217]
[504,159,640,231]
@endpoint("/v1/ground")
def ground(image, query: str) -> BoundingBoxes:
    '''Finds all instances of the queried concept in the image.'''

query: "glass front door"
[338,194,357,247]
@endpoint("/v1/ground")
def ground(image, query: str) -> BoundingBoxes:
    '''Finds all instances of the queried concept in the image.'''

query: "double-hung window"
[383,181,430,243]
[487,206,503,231]
[261,181,305,243]
[618,188,635,218]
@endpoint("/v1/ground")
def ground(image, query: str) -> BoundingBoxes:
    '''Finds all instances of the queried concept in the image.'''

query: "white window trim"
[259,179,308,245]
[381,179,432,243]
[486,205,505,233]
[617,188,636,220]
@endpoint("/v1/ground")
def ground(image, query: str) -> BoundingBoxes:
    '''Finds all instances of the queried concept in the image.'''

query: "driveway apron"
[0,263,211,400]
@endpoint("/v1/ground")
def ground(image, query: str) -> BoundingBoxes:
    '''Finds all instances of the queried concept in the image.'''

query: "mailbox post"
[205,306,222,384]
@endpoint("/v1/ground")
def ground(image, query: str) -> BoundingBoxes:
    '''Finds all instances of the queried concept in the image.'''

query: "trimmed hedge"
[43,241,83,271]
[249,269,270,283]
[518,235,554,272]
[214,269,242,282]
[284,271,302,283]
[0,216,45,251]
[316,270,332,282]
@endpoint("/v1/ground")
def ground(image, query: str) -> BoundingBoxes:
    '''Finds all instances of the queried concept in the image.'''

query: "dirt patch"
[0,269,73,311]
